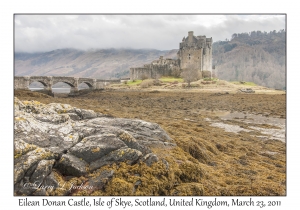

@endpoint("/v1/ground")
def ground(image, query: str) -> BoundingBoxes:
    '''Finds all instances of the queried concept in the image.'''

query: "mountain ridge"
[15,48,178,79]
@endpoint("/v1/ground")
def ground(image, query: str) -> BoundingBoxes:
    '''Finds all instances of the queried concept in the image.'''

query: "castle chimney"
[188,31,194,42]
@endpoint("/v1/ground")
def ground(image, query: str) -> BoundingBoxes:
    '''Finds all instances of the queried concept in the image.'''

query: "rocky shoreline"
[14,89,286,196]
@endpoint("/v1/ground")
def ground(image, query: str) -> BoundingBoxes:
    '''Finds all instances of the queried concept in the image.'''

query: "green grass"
[125,77,184,85]
[159,77,184,83]
[203,77,218,81]
[230,81,257,86]
[126,80,143,86]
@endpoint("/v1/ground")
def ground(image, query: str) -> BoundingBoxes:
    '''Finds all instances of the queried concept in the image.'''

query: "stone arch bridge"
[14,76,121,94]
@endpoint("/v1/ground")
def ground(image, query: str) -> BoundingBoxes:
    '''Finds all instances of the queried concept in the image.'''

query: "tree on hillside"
[212,29,286,89]
[181,63,201,87]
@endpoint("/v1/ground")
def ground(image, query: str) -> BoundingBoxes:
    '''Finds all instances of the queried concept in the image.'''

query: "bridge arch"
[78,81,93,89]
[29,80,48,88]
[51,77,79,94]
[52,81,75,88]
[51,81,75,94]
[78,78,96,90]
[52,77,78,88]
[29,76,52,90]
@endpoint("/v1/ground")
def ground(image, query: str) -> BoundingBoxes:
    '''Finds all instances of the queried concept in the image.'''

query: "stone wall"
[202,38,212,71]
[130,67,152,80]
[130,59,180,80]
[14,76,30,90]
[178,48,203,70]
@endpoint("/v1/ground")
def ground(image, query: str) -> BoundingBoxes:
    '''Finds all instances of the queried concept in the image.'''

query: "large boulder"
[69,134,127,163]
[88,118,173,148]
[89,148,143,171]
[14,97,175,195]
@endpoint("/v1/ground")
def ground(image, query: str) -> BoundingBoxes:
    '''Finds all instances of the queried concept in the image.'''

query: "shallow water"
[30,87,88,93]
[210,122,250,133]
[220,112,285,127]
[206,111,286,142]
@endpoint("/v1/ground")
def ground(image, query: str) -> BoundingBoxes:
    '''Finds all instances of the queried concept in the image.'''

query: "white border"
[3,0,297,209]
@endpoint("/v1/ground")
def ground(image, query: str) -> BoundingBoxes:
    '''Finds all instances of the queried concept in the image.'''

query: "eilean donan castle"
[130,31,213,80]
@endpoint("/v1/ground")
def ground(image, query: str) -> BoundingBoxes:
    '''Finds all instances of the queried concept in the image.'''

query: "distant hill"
[212,30,286,89]
[15,48,177,79]
[15,30,286,89]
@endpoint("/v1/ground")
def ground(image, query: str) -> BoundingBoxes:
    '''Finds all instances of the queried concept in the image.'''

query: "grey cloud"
[14,14,285,52]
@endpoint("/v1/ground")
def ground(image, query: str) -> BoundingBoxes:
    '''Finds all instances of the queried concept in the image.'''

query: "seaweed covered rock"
[55,154,89,176]
[14,97,175,195]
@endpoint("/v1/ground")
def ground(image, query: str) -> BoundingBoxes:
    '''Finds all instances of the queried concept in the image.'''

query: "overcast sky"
[14,14,286,52]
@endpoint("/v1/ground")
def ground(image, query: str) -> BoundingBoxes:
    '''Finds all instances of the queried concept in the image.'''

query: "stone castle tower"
[177,31,212,71]
[130,31,213,80]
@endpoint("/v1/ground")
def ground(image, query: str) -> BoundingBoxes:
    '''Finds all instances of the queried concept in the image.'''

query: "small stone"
[140,153,159,166]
